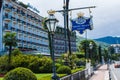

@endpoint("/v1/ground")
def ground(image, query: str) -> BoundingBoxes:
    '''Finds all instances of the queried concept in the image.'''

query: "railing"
[60,67,94,80]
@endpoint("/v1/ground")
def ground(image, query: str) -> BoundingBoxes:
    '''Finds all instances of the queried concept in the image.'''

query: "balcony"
[5,0,11,2]
[18,23,22,26]
[4,18,11,23]
[18,14,22,17]
[13,21,17,24]
[4,8,11,12]
[24,24,26,27]
[23,16,26,19]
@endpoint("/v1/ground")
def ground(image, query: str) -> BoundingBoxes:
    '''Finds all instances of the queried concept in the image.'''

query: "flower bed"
[0,74,4,77]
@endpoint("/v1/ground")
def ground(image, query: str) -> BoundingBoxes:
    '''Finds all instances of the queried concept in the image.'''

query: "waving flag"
[71,16,93,34]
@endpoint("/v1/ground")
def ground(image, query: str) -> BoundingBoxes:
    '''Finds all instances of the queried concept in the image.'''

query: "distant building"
[0,0,50,54]
[111,44,120,53]
[53,26,77,55]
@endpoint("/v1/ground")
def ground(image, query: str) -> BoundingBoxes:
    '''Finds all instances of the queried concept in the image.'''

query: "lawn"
[0,78,3,80]
[0,74,66,80]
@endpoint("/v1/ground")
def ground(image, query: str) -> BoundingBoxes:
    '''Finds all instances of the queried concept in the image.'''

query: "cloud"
[18,0,120,39]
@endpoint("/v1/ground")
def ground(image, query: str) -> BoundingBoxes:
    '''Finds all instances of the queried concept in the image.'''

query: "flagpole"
[85,30,88,61]
[66,0,72,69]
[63,0,67,53]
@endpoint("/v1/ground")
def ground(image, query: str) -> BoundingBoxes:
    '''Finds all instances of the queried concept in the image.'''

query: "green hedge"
[57,66,71,74]
[0,54,53,73]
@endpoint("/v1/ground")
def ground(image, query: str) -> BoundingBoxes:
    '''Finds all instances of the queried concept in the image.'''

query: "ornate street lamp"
[45,10,59,80]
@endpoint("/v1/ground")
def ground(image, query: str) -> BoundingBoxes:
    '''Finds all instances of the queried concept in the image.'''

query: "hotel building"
[0,0,50,54]
[54,27,77,54]
[111,44,120,53]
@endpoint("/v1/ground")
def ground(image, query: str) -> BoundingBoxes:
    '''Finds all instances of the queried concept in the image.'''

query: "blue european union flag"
[71,16,93,34]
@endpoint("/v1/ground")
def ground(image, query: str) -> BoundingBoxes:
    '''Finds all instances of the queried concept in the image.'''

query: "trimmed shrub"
[28,59,42,73]
[3,67,37,80]
[57,66,71,74]
[39,57,52,73]
[11,48,22,56]
[55,63,62,70]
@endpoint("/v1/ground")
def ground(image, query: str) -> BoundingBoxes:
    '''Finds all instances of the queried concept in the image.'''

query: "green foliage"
[3,67,37,80]
[39,57,52,73]
[71,67,85,73]
[0,56,9,73]
[57,66,71,74]
[11,48,22,56]
[55,63,62,70]
[61,52,77,68]
[3,32,17,65]
[111,54,120,60]
[74,58,86,67]
[76,52,85,58]
[3,32,17,47]
[18,2,28,8]
[79,40,98,65]
[11,54,30,68]
[0,54,53,74]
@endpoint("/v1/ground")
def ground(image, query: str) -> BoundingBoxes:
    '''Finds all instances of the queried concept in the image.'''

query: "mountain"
[94,36,120,44]
[76,35,110,48]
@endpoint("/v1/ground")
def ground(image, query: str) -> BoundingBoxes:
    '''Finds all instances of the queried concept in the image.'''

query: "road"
[110,62,120,80]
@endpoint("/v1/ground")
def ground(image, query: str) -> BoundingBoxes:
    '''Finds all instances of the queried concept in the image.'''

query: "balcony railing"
[4,18,11,23]
[4,8,11,12]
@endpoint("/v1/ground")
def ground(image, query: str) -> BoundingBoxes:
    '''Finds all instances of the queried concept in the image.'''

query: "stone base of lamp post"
[52,75,59,80]
[86,60,91,78]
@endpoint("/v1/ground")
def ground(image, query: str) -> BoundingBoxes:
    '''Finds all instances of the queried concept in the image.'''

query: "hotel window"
[24,44,27,47]
[37,38,39,41]
[4,23,8,29]
[24,25,26,30]
[28,26,31,31]
[18,33,22,38]
[33,28,35,32]
[28,36,31,39]
[37,30,39,33]
[5,13,9,18]
[24,34,27,38]
[18,43,22,47]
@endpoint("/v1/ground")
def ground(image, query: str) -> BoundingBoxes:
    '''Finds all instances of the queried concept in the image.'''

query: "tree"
[79,40,98,65]
[3,32,17,65]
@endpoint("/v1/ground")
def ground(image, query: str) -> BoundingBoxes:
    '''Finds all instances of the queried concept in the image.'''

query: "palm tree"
[3,32,17,64]
[79,40,98,65]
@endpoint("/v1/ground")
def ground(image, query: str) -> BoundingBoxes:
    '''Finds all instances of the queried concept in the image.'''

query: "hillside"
[76,35,110,48]
[94,36,120,44]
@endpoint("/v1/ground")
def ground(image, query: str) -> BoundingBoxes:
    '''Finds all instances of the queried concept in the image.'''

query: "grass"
[0,67,84,80]
[0,78,3,80]
[36,73,51,80]
[71,66,85,73]
[0,74,66,80]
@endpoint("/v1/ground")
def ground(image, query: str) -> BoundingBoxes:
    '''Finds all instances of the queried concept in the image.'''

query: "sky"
[18,0,120,39]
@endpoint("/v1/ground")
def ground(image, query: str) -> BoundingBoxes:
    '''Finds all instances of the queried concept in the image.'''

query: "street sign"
[71,16,93,34]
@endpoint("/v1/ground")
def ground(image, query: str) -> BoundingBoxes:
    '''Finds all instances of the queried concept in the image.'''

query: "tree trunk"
[8,46,12,65]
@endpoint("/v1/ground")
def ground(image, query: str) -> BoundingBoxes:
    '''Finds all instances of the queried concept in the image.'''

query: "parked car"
[114,64,120,68]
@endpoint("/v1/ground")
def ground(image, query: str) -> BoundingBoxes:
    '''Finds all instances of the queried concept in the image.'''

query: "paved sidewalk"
[89,64,109,80]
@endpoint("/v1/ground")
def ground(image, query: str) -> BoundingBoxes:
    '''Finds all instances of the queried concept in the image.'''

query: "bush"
[11,54,30,68]
[74,58,86,67]
[55,63,62,70]
[12,48,22,56]
[28,59,42,73]
[39,57,52,73]
[3,67,37,80]
[57,66,71,74]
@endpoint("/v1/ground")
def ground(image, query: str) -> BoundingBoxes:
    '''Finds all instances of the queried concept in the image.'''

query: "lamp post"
[89,42,93,61]
[86,42,93,77]
[45,10,59,80]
